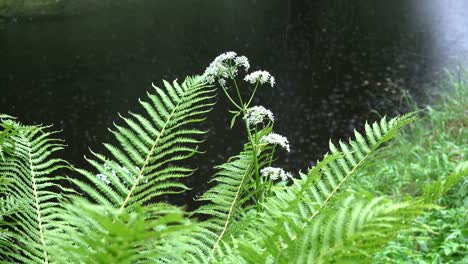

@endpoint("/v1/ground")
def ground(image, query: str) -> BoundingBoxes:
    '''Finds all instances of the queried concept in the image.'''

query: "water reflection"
[414,0,468,67]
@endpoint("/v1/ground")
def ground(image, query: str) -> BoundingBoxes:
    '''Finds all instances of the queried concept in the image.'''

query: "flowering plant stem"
[246,82,259,107]
[219,83,242,110]
[204,52,290,212]
[266,145,276,196]
[230,75,263,211]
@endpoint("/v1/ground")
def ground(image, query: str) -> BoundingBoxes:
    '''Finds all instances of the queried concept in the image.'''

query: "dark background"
[1,0,467,205]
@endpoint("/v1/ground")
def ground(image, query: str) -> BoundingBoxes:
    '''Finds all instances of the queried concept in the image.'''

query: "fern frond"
[49,198,192,263]
[236,195,431,264]
[214,114,416,262]
[0,175,21,251]
[423,161,468,203]
[169,127,271,263]
[72,76,216,210]
[0,119,20,161]
[0,123,69,263]
[0,114,15,121]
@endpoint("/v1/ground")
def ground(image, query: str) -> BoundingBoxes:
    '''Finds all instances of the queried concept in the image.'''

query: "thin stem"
[231,76,245,106]
[246,81,260,108]
[211,163,253,254]
[267,179,273,197]
[26,136,49,264]
[220,83,242,110]
[231,73,262,211]
[119,98,179,212]
[263,140,276,203]
[254,126,262,211]
[268,145,277,167]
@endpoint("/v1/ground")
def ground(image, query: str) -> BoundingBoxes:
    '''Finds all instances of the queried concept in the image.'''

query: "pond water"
[1,0,467,205]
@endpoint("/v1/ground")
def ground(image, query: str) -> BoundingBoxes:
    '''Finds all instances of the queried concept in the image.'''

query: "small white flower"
[206,74,216,85]
[269,76,275,87]
[204,52,253,85]
[204,51,238,84]
[260,133,291,152]
[222,51,237,60]
[96,173,111,184]
[244,70,275,87]
[218,78,226,86]
[260,167,292,181]
[244,106,274,126]
[234,56,250,71]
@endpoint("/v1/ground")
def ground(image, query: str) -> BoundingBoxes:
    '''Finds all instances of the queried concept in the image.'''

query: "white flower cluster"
[204,51,250,84]
[204,51,237,84]
[234,55,250,71]
[244,70,275,87]
[260,167,292,181]
[244,106,274,126]
[260,132,291,152]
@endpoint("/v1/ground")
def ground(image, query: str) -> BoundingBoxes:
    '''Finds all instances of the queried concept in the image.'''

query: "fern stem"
[119,92,182,212]
[211,163,253,254]
[290,150,371,241]
[25,134,49,264]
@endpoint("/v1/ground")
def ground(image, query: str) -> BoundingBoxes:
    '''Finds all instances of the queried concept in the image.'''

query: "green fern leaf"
[216,114,417,263]
[230,195,431,264]
[171,127,272,263]
[72,76,216,211]
[49,198,192,263]
[292,196,430,263]
[0,123,69,263]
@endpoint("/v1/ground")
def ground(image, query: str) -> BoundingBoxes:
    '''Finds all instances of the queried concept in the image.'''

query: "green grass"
[352,71,467,263]
[375,207,467,264]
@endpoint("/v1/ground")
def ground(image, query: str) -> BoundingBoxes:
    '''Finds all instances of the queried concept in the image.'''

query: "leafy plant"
[354,69,468,264]
[374,207,468,264]
[71,76,216,211]
[49,199,192,263]
[0,122,70,263]
[0,114,19,161]
[0,52,464,263]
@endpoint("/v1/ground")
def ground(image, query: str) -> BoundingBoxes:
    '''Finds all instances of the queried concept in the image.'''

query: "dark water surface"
[1,0,467,205]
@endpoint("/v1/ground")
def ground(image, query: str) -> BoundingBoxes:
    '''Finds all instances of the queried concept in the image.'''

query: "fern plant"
[176,126,273,262]
[0,52,463,263]
[187,113,421,263]
[71,76,216,211]
[0,175,20,252]
[233,195,430,264]
[0,121,70,263]
[48,199,192,263]
[0,114,19,161]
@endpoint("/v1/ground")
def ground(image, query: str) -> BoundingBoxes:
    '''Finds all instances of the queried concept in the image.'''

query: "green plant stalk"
[254,125,264,207]
[266,144,276,196]
[220,83,242,110]
[230,74,262,211]
[246,82,259,107]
